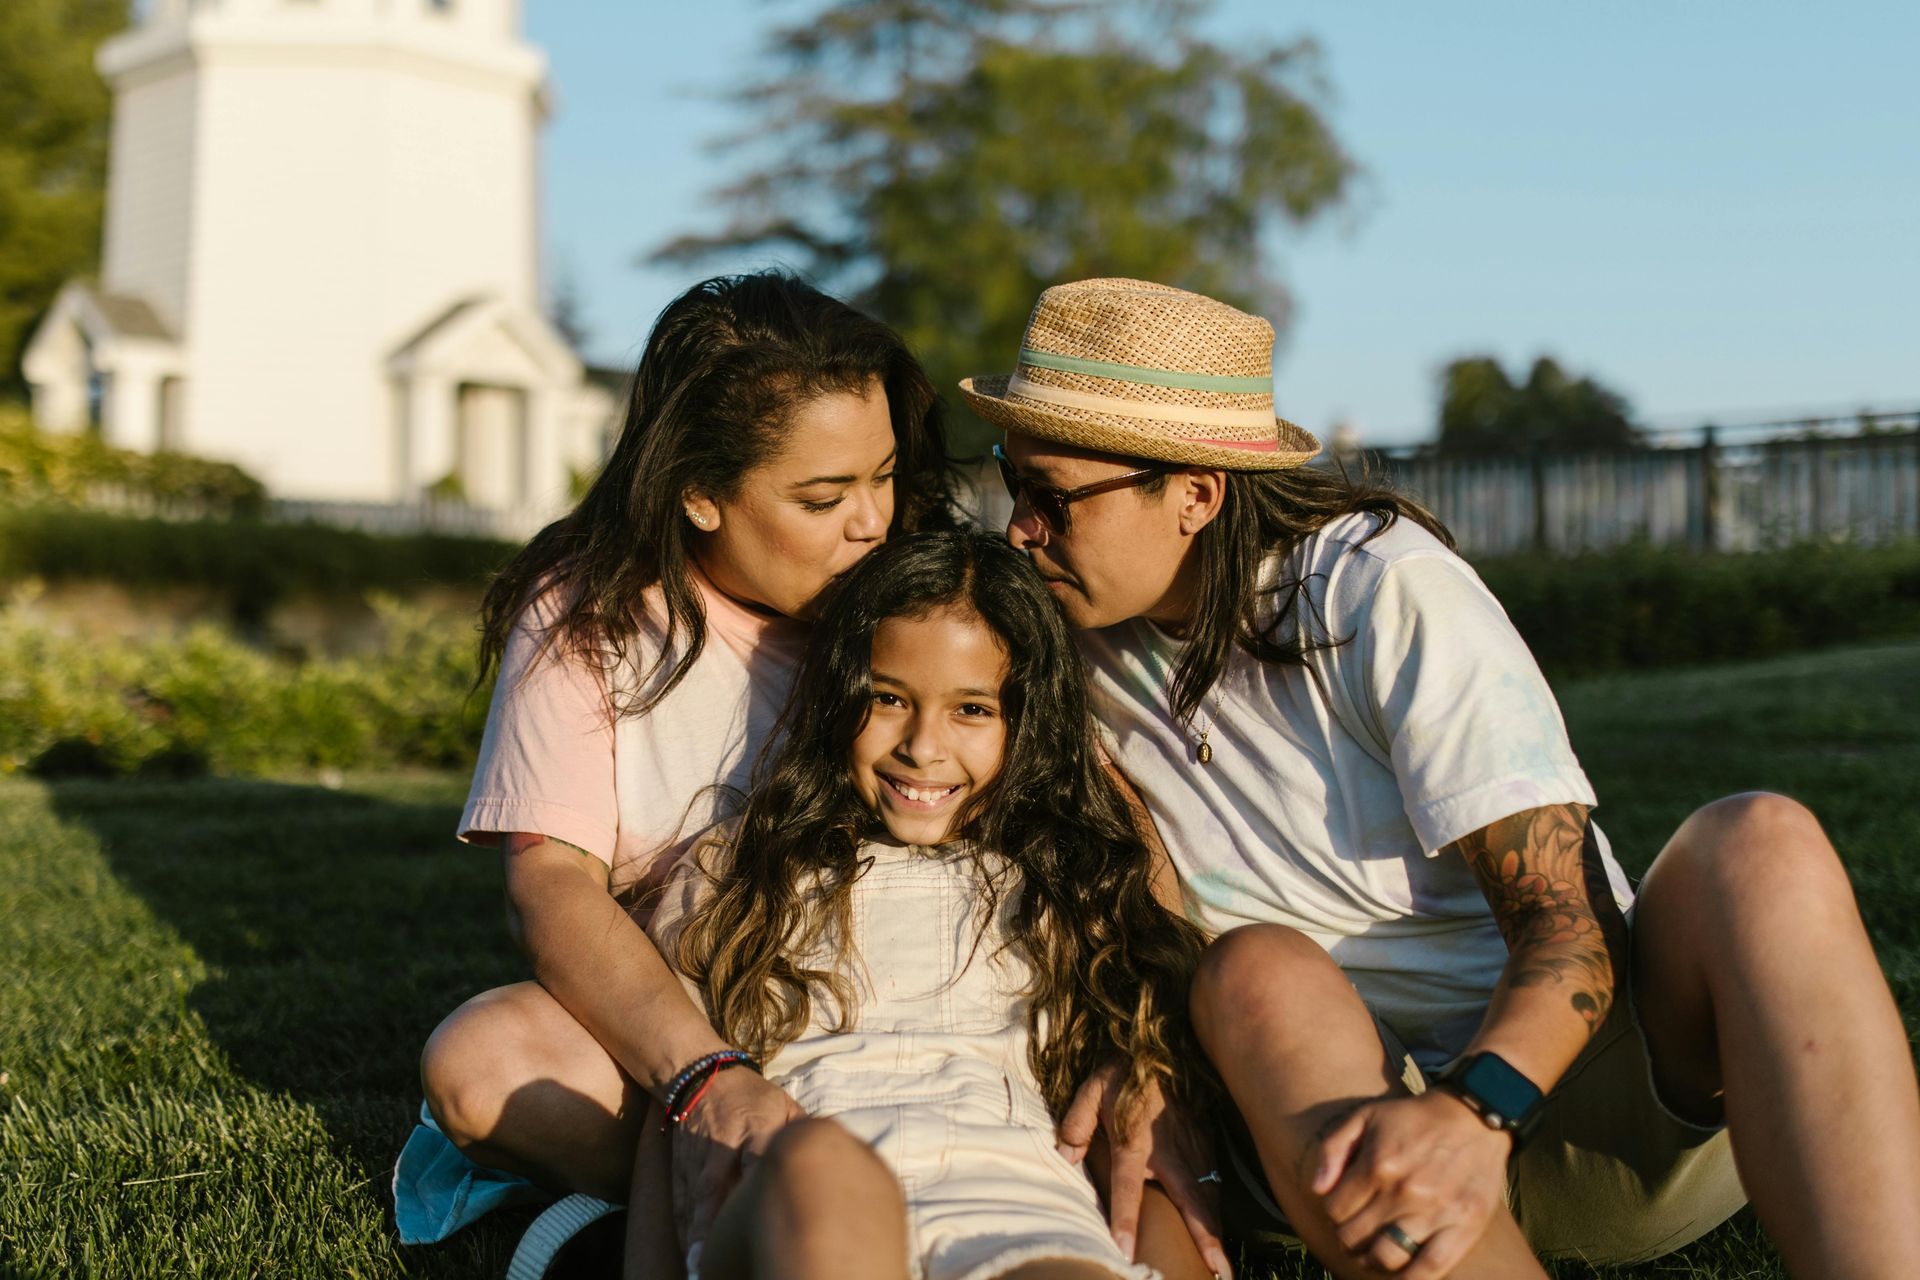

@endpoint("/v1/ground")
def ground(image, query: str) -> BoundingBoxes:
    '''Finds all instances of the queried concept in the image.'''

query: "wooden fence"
[1380,428,1920,557]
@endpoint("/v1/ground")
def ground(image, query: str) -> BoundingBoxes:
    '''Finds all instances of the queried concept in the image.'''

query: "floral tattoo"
[1448,804,1626,1034]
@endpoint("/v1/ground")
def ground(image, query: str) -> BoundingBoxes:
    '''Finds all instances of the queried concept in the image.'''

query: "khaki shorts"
[1222,986,1748,1264]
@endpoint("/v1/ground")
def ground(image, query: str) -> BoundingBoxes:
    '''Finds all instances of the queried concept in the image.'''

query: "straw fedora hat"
[959,278,1320,470]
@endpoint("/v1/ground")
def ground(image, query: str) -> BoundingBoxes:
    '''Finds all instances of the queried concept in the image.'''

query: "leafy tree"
[1437,354,1642,456]
[653,0,1356,447]
[0,0,126,400]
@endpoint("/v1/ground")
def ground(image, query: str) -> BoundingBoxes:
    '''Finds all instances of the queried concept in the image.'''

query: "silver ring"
[1381,1222,1423,1256]
[1196,1169,1222,1184]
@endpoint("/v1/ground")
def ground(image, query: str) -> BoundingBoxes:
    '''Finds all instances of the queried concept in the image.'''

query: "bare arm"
[502,832,729,1097]
[1312,804,1630,1273]
[1445,801,1628,1090]
[506,833,804,1258]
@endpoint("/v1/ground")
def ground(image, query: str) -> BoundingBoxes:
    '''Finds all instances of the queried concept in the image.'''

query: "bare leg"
[1135,1189,1213,1280]
[1632,793,1920,1278]
[420,981,642,1200]
[625,1100,683,1280]
[1191,925,1545,1279]
[699,1118,909,1280]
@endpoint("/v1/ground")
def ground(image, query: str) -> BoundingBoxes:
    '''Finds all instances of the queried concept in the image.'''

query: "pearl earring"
[687,511,708,527]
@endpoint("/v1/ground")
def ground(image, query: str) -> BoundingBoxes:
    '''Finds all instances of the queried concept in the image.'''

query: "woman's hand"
[1311,1089,1513,1276]
[671,1068,806,1259]
[1058,1058,1232,1278]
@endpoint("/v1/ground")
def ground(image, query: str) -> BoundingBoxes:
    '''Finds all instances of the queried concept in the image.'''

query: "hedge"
[0,596,487,778]
[0,507,517,623]
[1474,539,1920,675]
[3,512,1918,777]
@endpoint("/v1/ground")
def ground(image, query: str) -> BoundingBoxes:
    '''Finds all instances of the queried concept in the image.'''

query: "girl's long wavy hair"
[1152,460,1455,721]
[477,271,959,712]
[673,530,1209,1119]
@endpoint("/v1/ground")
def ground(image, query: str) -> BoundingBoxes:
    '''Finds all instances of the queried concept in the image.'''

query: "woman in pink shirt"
[415,272,958,1247]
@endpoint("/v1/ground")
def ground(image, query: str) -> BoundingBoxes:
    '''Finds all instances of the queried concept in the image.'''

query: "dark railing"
[1365,411,1920,556]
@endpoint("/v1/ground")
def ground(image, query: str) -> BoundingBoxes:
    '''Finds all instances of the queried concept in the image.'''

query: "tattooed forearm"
[1447,804,1626,1034]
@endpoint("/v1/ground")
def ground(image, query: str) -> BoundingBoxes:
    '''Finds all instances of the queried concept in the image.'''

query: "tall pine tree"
[654,0,1356,446]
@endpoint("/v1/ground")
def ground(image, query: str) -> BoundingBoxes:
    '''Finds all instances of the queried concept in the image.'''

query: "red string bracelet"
[659,1052,761,1131]
[672,1072,720,1128]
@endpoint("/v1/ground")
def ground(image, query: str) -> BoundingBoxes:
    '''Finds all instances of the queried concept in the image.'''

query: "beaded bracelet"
[660,1049,760,1129]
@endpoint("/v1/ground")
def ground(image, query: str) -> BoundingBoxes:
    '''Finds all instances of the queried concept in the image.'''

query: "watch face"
[1455,1054,1543,1125]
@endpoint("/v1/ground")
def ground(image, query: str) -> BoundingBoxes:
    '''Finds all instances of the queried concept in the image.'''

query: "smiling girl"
[639,530,1211,1280]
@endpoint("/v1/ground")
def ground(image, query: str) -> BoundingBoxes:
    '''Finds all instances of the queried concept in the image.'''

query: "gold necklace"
[1144,624,1221,768]
[1163,663,1222,767]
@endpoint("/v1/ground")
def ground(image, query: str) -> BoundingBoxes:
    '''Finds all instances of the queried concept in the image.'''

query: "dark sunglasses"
[992,444,1165,536]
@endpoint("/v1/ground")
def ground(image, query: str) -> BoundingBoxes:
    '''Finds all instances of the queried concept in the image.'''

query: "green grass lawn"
[3,640,1917,1278]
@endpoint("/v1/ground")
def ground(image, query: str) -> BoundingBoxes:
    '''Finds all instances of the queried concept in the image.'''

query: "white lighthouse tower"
[23,0,610,515]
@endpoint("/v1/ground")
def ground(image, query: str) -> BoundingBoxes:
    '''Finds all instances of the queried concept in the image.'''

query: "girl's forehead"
[870,608,1010,682]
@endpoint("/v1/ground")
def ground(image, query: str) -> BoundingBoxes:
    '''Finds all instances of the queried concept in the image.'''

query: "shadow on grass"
[43,773,529,1268]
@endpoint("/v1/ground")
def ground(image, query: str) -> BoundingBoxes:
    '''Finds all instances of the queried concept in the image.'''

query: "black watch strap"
[1436,1052,1545,1142]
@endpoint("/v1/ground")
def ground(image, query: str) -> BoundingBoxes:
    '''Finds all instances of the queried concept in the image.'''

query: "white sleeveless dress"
[650,838,1158,1280]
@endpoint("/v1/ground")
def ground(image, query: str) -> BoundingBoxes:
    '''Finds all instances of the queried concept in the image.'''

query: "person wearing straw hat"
[961,278,1920,1279]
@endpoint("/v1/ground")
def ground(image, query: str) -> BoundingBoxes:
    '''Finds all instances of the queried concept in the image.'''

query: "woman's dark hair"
[673,530,1208,1120]
[477,271,959,711]
[1153,461,1455,722]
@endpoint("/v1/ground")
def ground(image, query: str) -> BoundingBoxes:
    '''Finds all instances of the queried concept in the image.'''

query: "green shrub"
[1474,539,1920,675]
[0,507,516,622]
[0,407,267,517]
[5,519,1917,779]
[0,597,489,778]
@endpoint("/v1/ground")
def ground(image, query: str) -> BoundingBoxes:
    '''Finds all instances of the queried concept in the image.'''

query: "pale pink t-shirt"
[458,571,809,903]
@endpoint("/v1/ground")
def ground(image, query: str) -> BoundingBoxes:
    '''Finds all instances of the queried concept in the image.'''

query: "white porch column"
[107,355,162,452]
[406,372,457,495]
[28,378,88,433]
[20,319,93,432]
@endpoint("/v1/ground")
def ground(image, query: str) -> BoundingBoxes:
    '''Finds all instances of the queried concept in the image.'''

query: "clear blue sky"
[527,1,1920,447]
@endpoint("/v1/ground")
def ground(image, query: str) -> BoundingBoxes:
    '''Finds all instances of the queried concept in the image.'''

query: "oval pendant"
[1196,741,1213,765]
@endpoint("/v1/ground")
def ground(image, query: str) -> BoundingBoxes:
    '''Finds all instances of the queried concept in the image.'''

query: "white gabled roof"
[386,293,581,388]
[21,281,183,380]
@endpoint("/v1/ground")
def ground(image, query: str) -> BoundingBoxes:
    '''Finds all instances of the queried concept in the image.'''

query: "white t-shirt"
[459,572,808,904]
[1079,512,1632,1068]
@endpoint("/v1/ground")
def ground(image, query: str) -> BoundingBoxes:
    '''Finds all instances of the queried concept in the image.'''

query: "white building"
[22,0,617,521]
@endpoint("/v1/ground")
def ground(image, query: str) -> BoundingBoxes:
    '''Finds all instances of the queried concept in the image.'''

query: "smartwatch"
[1435,1052,1544,1143]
